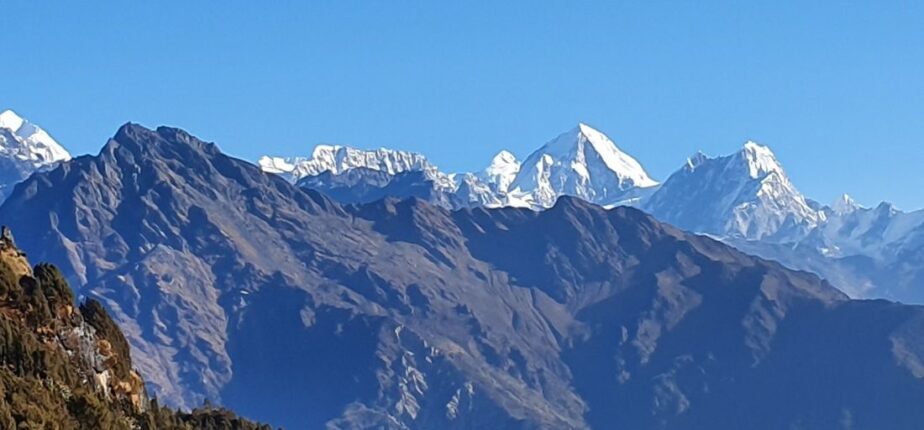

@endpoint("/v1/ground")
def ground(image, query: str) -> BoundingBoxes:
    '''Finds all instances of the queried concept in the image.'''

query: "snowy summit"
[644,141,820,241]
[505,123,659,208]
[0,109,71,168]
[830,193,863,215]
[0,110,71,201]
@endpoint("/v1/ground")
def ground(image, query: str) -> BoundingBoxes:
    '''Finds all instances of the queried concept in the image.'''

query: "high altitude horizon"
[5,3,924,430]
[0,107,911,213]
[4,1,924,209]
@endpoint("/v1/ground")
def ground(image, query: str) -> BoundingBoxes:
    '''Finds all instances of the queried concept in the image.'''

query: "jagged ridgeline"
[0,230,273,429]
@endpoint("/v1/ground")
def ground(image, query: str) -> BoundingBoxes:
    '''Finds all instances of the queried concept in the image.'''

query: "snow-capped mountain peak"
[0,110,26,132]
[544,123,659,188]
[506,123,658,208]
[645,141,821,240]
[739,140,784,179]
[487,150,518,169]
[0,109,71,167]
[830,193,862,215]
[480,150,520,194]
[684,151,709,171]
[0,109,72,201]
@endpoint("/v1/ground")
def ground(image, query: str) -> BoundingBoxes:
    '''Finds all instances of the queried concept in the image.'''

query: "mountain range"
[260,124,660,210]
[258,122,924,304]
[4,112,923,304]
[3,122,924,429]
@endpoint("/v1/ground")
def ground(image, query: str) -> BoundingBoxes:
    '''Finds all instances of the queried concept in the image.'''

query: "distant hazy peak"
[684,151,709,171]
[480,150,521,194]
[830,193,863,215]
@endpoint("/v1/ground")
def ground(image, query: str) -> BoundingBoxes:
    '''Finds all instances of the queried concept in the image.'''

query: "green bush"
[34,263,74,307]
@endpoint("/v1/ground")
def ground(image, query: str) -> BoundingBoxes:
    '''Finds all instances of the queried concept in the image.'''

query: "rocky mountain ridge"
[5,123,924,429]
[260,125,924,303]
[2,111,921,303]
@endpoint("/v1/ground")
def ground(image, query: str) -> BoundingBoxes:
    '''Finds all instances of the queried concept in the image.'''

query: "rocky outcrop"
[0,228,271,429]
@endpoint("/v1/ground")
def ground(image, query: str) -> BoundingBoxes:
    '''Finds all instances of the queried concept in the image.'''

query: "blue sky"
[3,1,923,209]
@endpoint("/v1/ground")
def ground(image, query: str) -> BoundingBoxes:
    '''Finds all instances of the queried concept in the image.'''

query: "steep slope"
[640,145,912,299]
[5,124,924,429]
[256,129,924,303]
[0,230,270,429]
[735,201,924,301]
[452,172,506,207]
[295,168,455,207]
[294,168,504,209]
[0,110,71,201]
[828,193,863,216]
[1,124,587,428]
[644,142,821,241]
[641,143,924,302]
[808,202,924,260]
[259,132,924,303]
[507,123,658,208]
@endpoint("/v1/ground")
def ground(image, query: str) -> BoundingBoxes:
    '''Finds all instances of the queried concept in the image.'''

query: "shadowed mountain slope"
[3,123,924,429]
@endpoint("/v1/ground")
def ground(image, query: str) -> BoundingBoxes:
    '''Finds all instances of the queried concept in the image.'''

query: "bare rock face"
[5,123,924,429]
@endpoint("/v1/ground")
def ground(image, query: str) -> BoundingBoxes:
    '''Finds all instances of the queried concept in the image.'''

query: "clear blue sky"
[3,1,923,209]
